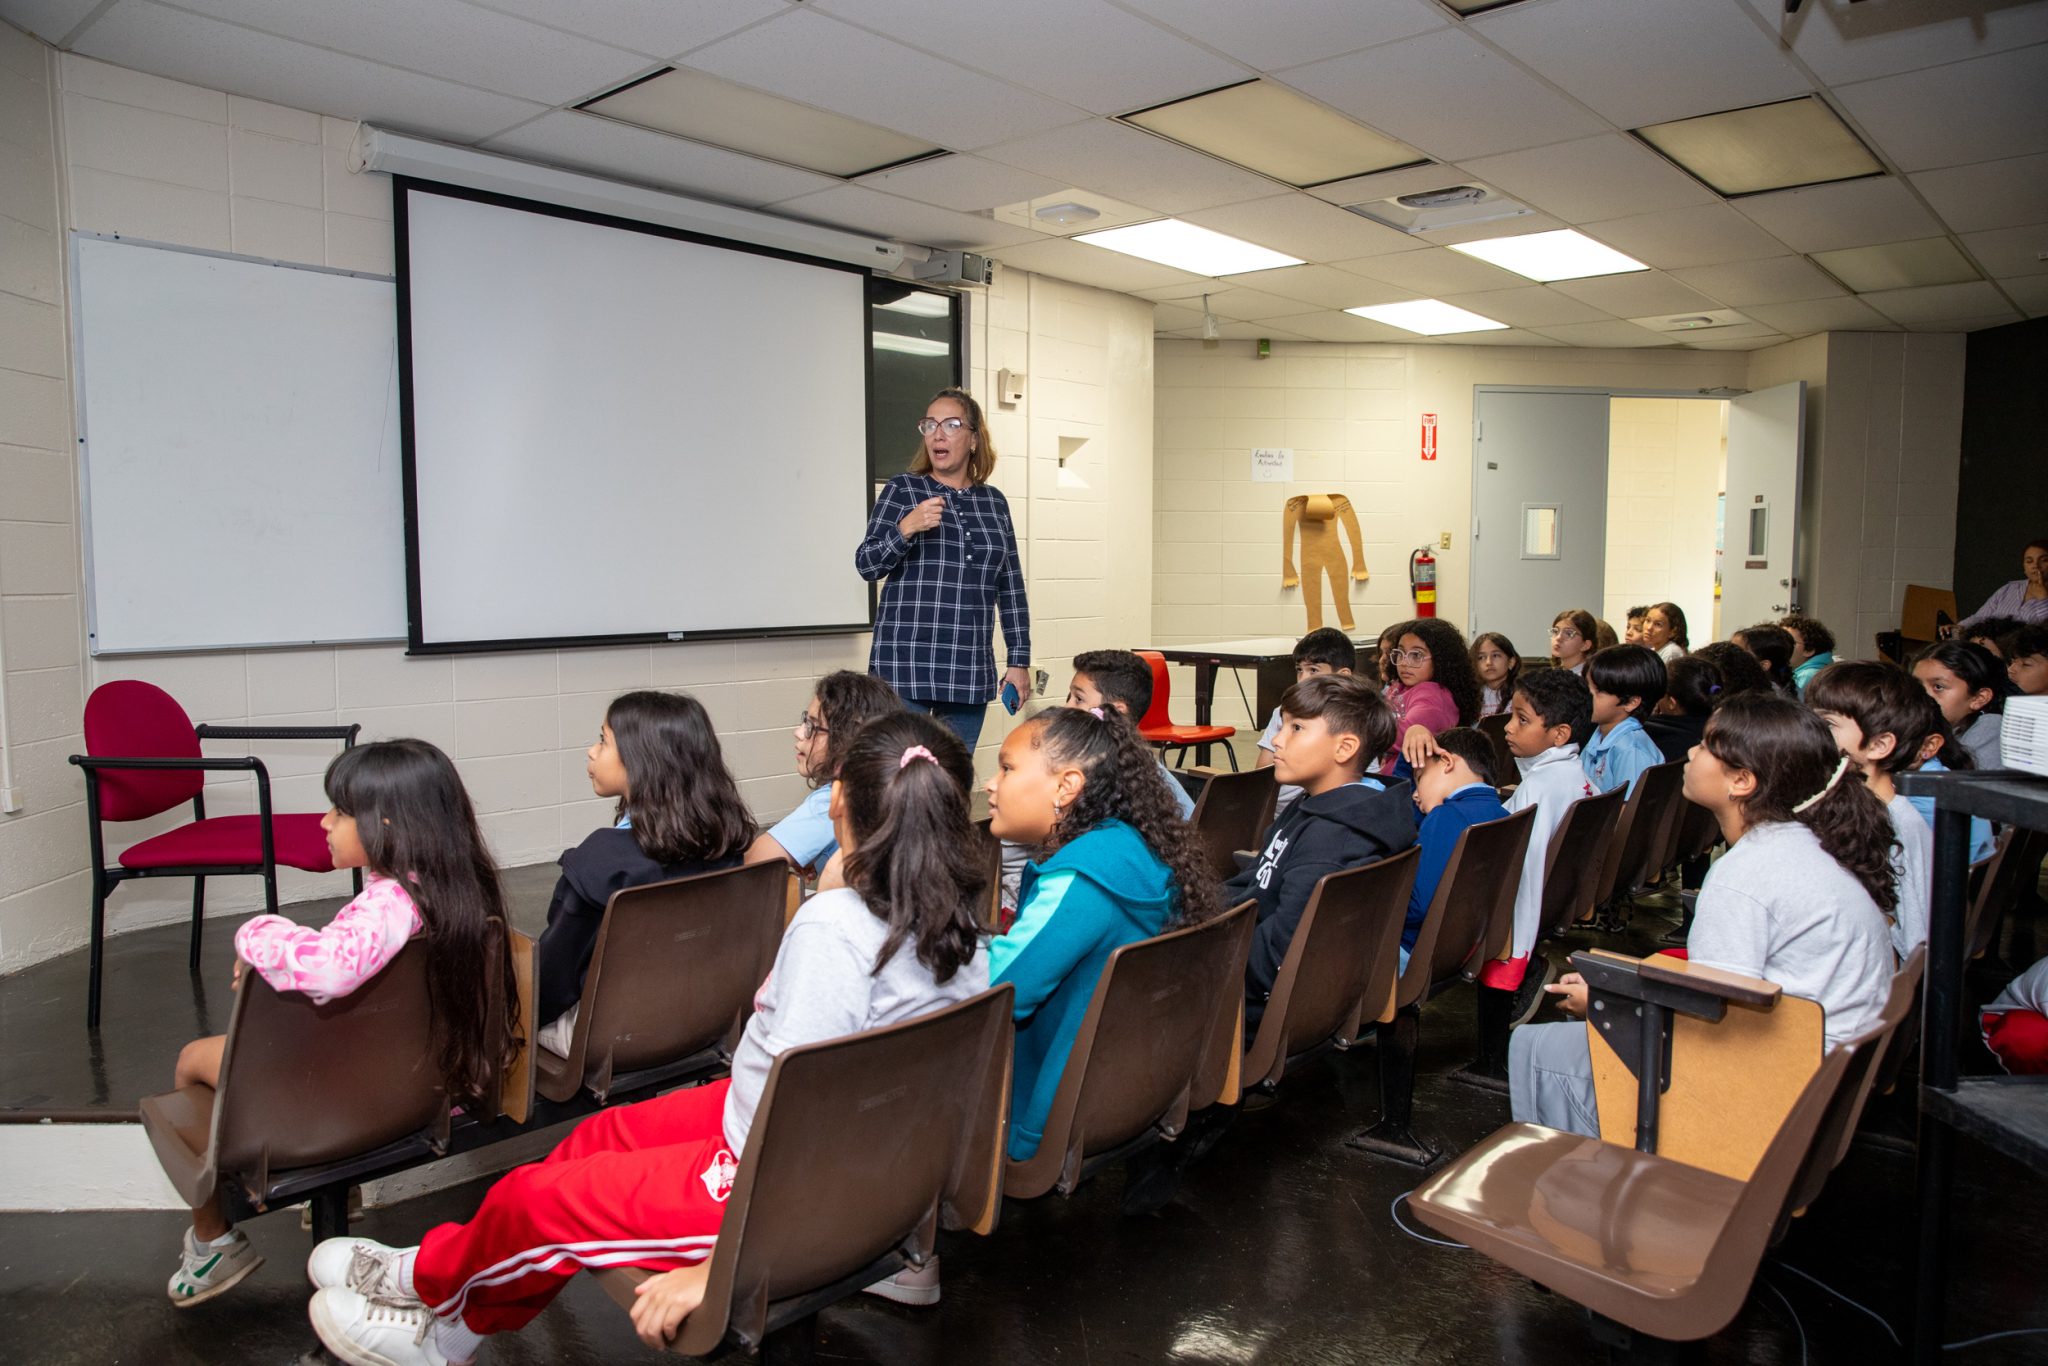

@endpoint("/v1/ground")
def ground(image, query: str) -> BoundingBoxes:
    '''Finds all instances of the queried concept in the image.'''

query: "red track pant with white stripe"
[412,1079,738,1337]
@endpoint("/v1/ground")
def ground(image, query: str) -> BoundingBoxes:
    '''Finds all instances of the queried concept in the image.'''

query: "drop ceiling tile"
[991,188,1156,237]
[770,184,1042,250]
[1582,203,1790,270]
[2002,276,2048,317]
[1458,328,1572,348]
[809,0,1248,116]
[984,234,1208,292]
[480,110,840,207]
[1421,212,1570,248]
[1960,224,2048,280]
[468,0,788,61]
[1548,273,1723,318]
[1834,45,2048,173]
[1474,0,1808,128]
[1116,0,1444,71]
[684,10,1082,152]
[856,155,1068,213]
[1182,194,1425,263]
[1150,301,1207,331]
[1683,332,1790,351]
[1194,285,1331,321]
[1667,256,1846,307]
[1861,280,2018,327]
[1337,245,1528,296]
[1160,318,1311,342]
[1306,163,1477,208]
[73,3,547,141]
[1196,263,1414,309]
[158,0,651,106]
[1903,312,2021,334]
[1629,314,1773,341]
[1436,285,1612,328]
[976,119,1288,215]
[1527,320,1677,349]
[1911,153,2048,235]
[1744,295,1896,335]
[5,0,103,46]
[1457,135,1717,225]
[1278,27,1607,163]
[1736,0,2048,87]
[1265,310,1413,344]
[1732,176,1941,254]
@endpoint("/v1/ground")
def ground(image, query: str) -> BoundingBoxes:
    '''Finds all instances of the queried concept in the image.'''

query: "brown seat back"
[1396,807,1538,1007]
[1536,786,1627,939]
[1968,827,2046,962]
[1243,849,1419,1090]
[1476,712,1516,789]
[1594,761,1687,906]
[1791,948,1926,1217]
[1006,900,1256,1199]
[659,985,1014,1357]
[1190,768,1279,882]
[1671,798,1720,866]
[542,860,785,1102]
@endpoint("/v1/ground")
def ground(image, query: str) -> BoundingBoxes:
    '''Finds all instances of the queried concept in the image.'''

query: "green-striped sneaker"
[168,1227,264,1307]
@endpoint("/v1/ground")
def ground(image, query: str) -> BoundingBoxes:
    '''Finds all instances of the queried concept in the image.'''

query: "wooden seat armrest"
[1636,955,1780,1008]
[1570,949,1780,1025]
[1186,765,1229,778]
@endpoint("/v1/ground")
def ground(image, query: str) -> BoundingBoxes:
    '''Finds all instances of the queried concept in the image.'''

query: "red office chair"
[1134,650,1238,770]
[70,681,361,1029]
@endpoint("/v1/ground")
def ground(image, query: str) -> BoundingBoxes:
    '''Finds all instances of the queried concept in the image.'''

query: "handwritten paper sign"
[1251,447,1294,483]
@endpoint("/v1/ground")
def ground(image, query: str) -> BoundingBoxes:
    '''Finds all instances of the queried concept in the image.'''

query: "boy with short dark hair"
[1806,660,1935,958]
[1401,727,1510,971]
[1781,613,1836,695]
[1255,626,1359,816]
[1229,674,1416,1019]
[1623,606,1649,646]
[2007,624,2048,696]
[1067,649,1194,818]
[1581,644,1668,796]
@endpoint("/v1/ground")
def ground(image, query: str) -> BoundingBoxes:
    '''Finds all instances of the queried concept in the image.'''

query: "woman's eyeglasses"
[916,417,973,437]
[795,713,829,740]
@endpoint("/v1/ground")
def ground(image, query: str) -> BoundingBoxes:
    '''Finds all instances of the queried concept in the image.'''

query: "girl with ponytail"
[1506,693,1896,1140]
[308,711,990,1360]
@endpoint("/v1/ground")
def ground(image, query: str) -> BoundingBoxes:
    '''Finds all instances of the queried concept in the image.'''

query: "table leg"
[1192,663,1218,729]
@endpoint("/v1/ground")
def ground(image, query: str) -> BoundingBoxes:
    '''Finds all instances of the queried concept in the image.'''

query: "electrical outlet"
[1439,531,1452,550]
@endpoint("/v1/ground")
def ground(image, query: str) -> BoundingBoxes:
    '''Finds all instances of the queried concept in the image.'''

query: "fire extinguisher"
[1409,547,1438,618]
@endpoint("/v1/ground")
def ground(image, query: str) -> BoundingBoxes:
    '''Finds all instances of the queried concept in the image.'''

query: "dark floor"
[5,884,2048,1362]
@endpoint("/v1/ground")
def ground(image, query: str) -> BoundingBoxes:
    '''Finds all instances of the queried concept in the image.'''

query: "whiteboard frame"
[71,232,409,656]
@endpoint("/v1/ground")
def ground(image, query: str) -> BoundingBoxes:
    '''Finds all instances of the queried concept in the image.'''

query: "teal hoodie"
[990,820,1176,1162]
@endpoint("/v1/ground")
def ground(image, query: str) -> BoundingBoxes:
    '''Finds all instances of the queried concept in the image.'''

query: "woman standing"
[1959,538,2048,628]
[857,388,1031,750]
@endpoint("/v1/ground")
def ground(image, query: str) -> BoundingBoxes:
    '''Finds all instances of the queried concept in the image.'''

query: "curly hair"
[1026,708,1220,928]
[1397,618,1482,725]
[1779,613,1836,657]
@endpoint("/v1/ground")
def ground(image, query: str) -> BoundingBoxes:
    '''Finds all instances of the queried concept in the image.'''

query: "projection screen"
[397,179,874,652]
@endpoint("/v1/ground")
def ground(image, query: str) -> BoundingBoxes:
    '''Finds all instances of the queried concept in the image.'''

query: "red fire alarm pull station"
[1420,413,1438,461]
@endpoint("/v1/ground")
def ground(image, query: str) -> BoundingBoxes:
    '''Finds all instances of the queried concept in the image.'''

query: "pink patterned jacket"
[234,873,423,1005]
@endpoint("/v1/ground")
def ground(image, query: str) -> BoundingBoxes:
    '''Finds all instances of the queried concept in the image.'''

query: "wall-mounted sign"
[1421,413,1438,461]
[1251,447,1294,482]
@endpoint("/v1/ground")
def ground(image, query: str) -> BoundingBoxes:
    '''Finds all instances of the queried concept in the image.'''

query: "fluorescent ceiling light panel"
[1123,80,1427,188]
[1449,228,1648,281]
[1811,237,1980,293]
[580,68,942,179]
[1635,96,1884,198]
[1074,219,1303,276]
[1345,298,1508,335]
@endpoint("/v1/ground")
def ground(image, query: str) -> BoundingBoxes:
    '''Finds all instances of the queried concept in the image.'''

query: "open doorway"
[1603,397,1727,646]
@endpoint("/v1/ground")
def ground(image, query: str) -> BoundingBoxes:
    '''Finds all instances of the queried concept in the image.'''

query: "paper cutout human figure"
[1282,493,1369,631]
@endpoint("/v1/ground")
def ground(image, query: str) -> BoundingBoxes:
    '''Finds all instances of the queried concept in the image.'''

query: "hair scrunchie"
[898,745,936,770]
[1087,706,1106,720]
[1791,754,1853,814]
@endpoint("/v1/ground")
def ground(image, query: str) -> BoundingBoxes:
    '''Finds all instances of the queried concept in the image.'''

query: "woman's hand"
[898,497,946,538]
[1002,666,1032,707]
[630,1264,710,1349]
[1544,971,1590,1018]
[816,848,847,892]
[1399,724,1439,770]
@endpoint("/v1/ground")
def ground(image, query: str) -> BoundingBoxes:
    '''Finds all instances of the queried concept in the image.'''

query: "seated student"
[1228,674,1417,1022]
[1645,655,1724,764]
[1962,614,2027,658]
[1471,632,1521,719]
[1402,727,1509,972]
[1692,640,1773,699]
[166,740,513,1307]
[1549,608,1597,676]
[1593,618,1619,652]
[1807,661,1935,959]
[1512,695,1896,1138]
[1623,606,1649,647]
[1781,613,1836,696]
[1385,618,1482,774]
[1983,954,2048,1076]
[1733,622,1798,698]
[1375,619,1412,689]
[746,671,902,874]
[2007,624,2048,696]
[986,707,1219,1164]
[1066,649,1196,819]
[1642,601,1690,665]
[1256,626,1360,816]
[1913,640,2008,770]
[307,712,991,1361]
[1906,714,1997,866]
[1581,644,1668,796]
[536,693,755,1054]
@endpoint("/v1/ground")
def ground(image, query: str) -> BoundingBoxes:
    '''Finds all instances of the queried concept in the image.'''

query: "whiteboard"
[73,234,406,653]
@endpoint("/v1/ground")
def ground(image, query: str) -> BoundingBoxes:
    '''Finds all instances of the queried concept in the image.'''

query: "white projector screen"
[398,180,874,651]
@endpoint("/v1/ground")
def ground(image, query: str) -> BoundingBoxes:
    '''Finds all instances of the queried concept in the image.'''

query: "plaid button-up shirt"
[857,473,1030,704]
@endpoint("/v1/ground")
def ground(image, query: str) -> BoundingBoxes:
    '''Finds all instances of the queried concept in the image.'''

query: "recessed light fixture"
[1122,79,1428,188]
[1634,95,1884,198]
[1810,237,1981,293]
[1074,219,1303,276]
[1345,299,1508,335]
[1345,182,1535,234]
[1034,202,1101,226]
[1448,229,1649,282]
[579,68,942,179]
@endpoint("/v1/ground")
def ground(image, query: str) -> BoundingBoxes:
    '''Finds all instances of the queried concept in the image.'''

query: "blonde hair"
[907,387,997,485]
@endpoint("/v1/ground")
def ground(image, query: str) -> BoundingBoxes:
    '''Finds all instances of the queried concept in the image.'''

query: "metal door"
[1470,389,1610,645]
[1719,381,1806,632]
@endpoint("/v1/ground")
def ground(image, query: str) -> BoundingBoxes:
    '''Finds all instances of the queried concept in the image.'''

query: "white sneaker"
[861,1256,941,1307]
[167,1226,264,1307]
[308,1237,415,1302]
[310,1287,448,1366]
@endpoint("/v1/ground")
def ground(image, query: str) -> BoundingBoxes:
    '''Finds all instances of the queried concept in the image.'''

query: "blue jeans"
[906,698,988,750]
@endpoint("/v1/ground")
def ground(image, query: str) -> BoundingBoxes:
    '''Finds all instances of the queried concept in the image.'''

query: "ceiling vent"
[1343,183,1534,234]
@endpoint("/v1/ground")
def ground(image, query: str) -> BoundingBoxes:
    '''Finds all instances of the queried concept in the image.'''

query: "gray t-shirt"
[1885,793,1932,961]
[1687,820,1894,1050]
[722,886,988,1155]
[1958,711,2003,771]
